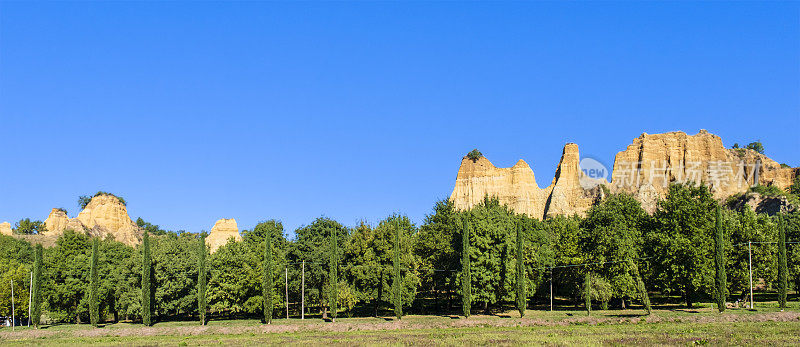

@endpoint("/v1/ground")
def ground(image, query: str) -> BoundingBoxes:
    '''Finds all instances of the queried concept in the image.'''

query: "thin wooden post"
[285,266,289,319]
[301,261,305,320]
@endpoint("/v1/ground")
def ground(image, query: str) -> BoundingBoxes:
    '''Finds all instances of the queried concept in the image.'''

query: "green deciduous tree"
[580,193,649,307]
[414,200,458,312]
[645,183,717,308]
[287,218,347,319]
[582,273,612,315]
[13,218,46,235]
[89,238,100,326]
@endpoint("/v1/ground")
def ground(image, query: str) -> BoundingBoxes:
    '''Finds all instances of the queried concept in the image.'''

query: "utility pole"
[11,279,15,331]
[301,261,305,320]
[748,241,754,309]
[549,268,553,311]
[28,272,33,327]
[285,267,289,319]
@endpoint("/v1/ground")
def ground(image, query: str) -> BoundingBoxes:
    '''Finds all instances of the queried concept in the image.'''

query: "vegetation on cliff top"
[78,191,126,209]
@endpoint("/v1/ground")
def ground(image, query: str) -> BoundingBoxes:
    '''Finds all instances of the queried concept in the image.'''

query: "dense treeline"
[1,183,799,324]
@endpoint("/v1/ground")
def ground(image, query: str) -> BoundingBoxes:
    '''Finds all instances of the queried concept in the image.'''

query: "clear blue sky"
[1,2,798,235]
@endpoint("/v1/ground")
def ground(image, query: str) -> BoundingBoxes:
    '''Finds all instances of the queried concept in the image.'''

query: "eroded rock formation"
[451,143,605,219]
[41,194,142,246]
[206,218,241,253]
[611,130,796,212]
[44,208,71,235]
[450,130,797,218]
[0,222,12,236]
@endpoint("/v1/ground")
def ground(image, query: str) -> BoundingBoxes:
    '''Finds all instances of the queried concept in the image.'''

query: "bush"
[466,149,483,161]
[746,141,765,154]
[749,185,786,197]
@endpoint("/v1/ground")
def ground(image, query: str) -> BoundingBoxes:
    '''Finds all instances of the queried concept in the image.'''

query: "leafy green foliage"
[746,141,765,154]
[343,216,419,317]
[136,218,171,236]
[582,273,612,315]
[414,200,458,310]
[645,183,717,308]
[466,149,483,161]
[79,191,126,209]
[14,218,46,235]
[287,218,348,318]
[580,193,649,304]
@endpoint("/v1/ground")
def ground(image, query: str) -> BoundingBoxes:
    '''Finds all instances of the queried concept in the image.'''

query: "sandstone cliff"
[0,222,12,236]
[206,218,241,253]
[44,208,71,235]
[450,143,605,219]
[450,130,796,218]
[41,194,142,246]
[611,130,796,212]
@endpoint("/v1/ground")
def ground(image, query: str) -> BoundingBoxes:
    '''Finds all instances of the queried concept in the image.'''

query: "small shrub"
[466,149,483,161]
[79,191,127,209]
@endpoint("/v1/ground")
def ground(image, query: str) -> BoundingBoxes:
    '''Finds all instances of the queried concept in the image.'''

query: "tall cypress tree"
[31,244,43,328]
[197,235,207,325]
[629,259,651,315]
[141,230,152,326]
[515,221,525,318]
[89,237,100,327]
[329,227,338,322]
[263,227,273,324]
[461,213,471,318]
[392,219,402,320]
[584,273,592,316]
[714,205,726,312]
[777,214,788,309]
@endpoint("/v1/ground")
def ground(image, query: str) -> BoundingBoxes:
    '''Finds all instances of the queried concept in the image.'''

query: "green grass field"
[2,305,800,346]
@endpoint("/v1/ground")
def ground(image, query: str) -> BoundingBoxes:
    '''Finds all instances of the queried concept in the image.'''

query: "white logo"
[579,157,608,189]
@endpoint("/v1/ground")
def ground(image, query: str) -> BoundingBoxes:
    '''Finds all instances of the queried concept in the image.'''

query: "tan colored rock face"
[0,222,12,236]
[75,194,142,245]
[450,143,604,219]
[611,130,796,212]
[206,218,241,253]
[44,208,71,235]
[450,130,796,218]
